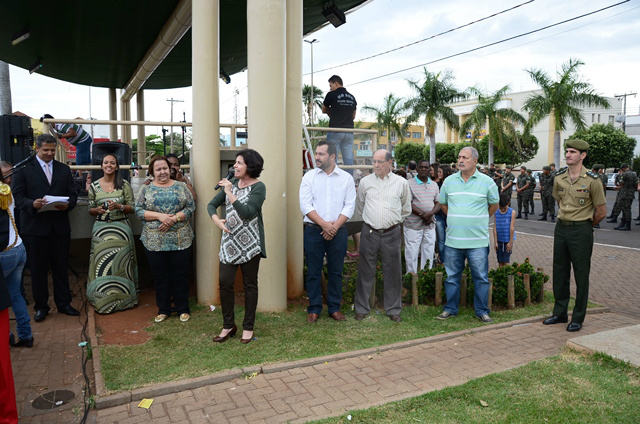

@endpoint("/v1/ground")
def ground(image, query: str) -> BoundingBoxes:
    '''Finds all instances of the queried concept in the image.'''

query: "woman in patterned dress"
[87,154,138,313]
[135,156,195,323]
[208,149,266,344]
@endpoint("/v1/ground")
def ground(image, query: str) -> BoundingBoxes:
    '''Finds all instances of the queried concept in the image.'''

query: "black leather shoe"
[567,322,582,332]
[59,305,80,316]
[34,310,48,322]
[354,313,367,321]
[213,325,237,343]
[543,315,568,325]
[13,337,34,348]
[389,314,402,322]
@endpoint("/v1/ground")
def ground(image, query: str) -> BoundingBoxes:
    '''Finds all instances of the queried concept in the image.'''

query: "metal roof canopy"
[0,0,368,91]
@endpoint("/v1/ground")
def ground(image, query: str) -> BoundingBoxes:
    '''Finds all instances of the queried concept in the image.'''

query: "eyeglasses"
[372,160,388,165]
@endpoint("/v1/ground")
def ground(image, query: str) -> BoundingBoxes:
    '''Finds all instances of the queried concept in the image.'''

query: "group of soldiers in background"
[605,163,639,231]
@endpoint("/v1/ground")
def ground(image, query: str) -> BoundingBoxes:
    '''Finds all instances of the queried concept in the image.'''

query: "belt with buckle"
[365,223,399,233]
[557,219,590,226]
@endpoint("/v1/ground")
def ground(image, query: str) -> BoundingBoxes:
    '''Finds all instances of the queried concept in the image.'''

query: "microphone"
[214,168,236,190]
[11,153,36,170]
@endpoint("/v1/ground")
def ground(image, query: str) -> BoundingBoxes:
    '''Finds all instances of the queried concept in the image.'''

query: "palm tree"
[406,68,467,163]
[459,85,527,164]
[302,84,324,125]
[362,93,409,152]
[523,58,610,166]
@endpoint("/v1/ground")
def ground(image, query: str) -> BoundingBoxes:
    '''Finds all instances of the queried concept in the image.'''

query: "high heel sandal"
[213,325,237,343]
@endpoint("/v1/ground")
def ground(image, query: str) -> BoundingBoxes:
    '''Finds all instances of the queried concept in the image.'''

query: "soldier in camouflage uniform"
[590,164,606,228]
[549,162,556,177]
[538,165,555,221]
[500,166,515,196]
[515,166,531,219]
[613,164,638,231]
[526,168,536,214]
[606,168,626,223]
[489,163,502,187]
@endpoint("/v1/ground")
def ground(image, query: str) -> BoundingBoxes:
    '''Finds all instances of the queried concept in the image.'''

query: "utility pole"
[166,97,184,153]
[233,87,240,124]
[304,39,319,125]
[615,92,637,133]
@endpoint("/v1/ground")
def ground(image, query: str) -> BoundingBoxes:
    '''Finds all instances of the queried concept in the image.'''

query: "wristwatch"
[119,204,125,212]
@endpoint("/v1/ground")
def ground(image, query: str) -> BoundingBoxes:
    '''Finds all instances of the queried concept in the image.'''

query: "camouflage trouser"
[541,192,555,216]
[611,191,623,216]
[517,192,529,214]
[526,191,535,212]
[620,196,633,222]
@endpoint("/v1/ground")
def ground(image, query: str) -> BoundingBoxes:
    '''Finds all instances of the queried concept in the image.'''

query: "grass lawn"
[311,349,640,423]
[98,292,594,392]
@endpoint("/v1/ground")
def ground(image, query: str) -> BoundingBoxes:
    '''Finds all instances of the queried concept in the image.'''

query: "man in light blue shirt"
[436,147,499,323]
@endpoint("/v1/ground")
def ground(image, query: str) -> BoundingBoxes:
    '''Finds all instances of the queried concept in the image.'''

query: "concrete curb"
[92,306,610,410]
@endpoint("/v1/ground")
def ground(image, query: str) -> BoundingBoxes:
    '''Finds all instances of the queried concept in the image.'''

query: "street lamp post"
[304,39,319,125]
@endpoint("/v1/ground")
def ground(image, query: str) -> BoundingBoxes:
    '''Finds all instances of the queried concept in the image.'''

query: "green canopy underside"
[0,0,367,89]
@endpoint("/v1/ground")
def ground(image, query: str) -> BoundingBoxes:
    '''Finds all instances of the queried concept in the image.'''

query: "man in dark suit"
[12,134,79,322]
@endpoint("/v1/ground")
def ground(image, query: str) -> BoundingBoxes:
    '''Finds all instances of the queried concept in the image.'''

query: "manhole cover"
[31,390,76,410]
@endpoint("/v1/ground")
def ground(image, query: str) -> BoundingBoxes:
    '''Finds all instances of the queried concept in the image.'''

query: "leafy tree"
[432,142,471,165]
[568,123,636,169]
[477,132,539,166]
[394,142,426,167]
[362,93,409,152]
[132,132,192,164]
[523,58,611,166]
[303,84,323,125]
[406,68,466,163]
[459,85,527,164]
[633,154,640,175]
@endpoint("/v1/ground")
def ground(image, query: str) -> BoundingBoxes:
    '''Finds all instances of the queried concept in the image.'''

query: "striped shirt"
[357,171,411,230]
[55,123,92,146]
[439,170,499,249]
[404,176,439,230]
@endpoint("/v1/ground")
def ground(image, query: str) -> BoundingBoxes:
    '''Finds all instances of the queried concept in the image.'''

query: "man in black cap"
[543,139,606,332]
[515,166,531,219]
[538,165,555,222]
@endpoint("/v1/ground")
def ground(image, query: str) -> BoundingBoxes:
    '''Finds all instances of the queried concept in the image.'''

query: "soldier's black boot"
[524,213,528,220]
[550,214,556,222]
[606,212,615,219]
[606,215,618,223]
[538,213,547,221]
[619,220,631,231]
[614,220,626,230]
[539,212,545,216]
[634,215,640,221]
[516,211,522,219]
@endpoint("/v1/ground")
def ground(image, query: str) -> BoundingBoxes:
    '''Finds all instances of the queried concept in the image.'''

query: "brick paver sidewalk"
[11,232,640,423]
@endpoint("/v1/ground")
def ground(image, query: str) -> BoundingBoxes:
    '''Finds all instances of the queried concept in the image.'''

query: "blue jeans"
[443,245,490,317]
[326,132,354,174]
[435,214,447,263]
[304,225,347,315]
[1,244,30,340]
[75,138,93,165]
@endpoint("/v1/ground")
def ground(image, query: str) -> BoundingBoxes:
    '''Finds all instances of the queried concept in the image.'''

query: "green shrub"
[488,258,549,305]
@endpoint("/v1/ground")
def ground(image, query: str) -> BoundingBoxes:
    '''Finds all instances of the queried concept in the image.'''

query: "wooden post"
[524,274,531,306]
[460,274,467,308]
[537,267,545,302]
[488,277,493,309]
[507,274,515,309]
[435,272,443,306]
[411,272,418,307]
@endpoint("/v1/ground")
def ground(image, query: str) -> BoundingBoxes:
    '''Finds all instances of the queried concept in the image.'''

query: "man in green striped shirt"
[436,147,499,323]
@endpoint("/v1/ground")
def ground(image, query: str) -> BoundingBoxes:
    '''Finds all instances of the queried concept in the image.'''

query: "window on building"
[360,143,369,150]
[390,131,398,142]
[608,115,614,124]
[412,132,421,139]
[591,113,595,123]
[404,131,411,138]
[382,130,387,137]
[597,114,601,123]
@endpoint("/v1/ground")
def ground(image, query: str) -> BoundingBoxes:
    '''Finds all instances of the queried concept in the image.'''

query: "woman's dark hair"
[440,164,453,180]
[236,149,264,178]
[102,154,123,190]
[148,155,171,177]
[430,162,440,180]
[394,168,407,179]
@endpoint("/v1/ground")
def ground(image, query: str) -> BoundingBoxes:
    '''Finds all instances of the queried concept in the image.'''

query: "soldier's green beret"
[520,165,526,170]
[505,165,512,169]
[621,163,629,169]
[549,163,556,167]
[565,139,589,151]
[542,165,551,171]
[526,169,532,173]
[591,164,601,171]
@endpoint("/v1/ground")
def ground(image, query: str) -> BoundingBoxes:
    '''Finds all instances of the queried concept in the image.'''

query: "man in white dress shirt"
[354,149,411,322]
[299,141,356,322]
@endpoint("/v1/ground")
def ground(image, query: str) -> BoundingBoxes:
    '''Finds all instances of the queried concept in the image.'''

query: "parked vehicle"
[606,173,618,190]
[531,170,542,192]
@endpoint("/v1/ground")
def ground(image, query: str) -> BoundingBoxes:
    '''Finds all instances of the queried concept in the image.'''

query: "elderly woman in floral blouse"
[135,156,195,323]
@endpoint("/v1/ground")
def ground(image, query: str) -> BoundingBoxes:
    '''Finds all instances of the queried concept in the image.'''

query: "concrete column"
[192,0,220,304]
[136,90,146,166]
[120,90,132,145]
[247,0,287,311]
[286,0,304,298]
[109,88,118,141]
